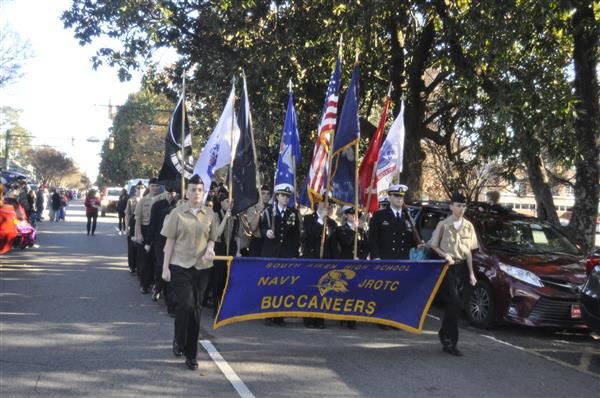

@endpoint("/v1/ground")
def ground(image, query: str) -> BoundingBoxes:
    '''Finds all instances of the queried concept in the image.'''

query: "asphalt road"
[1,200,599,397]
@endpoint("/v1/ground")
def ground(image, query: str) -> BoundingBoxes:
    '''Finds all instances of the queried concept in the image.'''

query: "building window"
[565,185,575,197]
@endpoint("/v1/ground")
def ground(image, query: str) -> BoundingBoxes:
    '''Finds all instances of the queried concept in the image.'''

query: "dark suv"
[413,202,588,329]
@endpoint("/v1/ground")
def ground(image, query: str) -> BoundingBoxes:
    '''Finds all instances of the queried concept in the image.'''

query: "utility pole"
[3,130,10,172]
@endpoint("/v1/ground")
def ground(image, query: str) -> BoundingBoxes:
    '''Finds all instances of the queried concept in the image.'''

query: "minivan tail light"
[586,256,600,275]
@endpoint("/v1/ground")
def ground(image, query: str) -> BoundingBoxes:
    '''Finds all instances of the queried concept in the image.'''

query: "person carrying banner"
[160,175,218,370]
[210,188,238,317]
[301,197,339,329]
[429,192,478,357]
[260,183,300,326]
[125,181,145,274]
[368,184,417,261]
[148,181,178,313]
[134,177,161,294]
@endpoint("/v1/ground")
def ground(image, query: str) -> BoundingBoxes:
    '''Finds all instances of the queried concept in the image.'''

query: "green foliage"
[0,106,33,167]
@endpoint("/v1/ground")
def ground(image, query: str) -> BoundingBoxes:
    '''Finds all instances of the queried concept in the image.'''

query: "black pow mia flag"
[158,93,194,182]
[231,75,259,215]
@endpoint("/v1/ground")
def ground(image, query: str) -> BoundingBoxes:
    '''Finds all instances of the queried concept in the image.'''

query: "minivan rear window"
[479,218,578,255]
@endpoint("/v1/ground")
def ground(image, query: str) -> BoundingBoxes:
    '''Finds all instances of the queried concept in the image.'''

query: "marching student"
[147,181,178,313]
[368,184,417,261]
[134,177,161,294]
[161,175,218,370]
[124,181,145,273]
[430,192,478,357]
[238,184,271,257]
[301,197,339,329]
[260,183,300,326]
[336,206,368,260]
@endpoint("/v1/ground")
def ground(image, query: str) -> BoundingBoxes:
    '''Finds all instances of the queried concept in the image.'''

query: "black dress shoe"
[129,268,136,274]
[442,345,463,357]
[152,290,161,301]
[172,340,183,357]
[185,358,198,370]
[140,287,150,294]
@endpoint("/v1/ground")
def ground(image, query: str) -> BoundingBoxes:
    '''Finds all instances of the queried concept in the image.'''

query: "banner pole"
[353,49,360,260]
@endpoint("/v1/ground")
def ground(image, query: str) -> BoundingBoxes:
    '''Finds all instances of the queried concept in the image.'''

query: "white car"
[100,187,123,216]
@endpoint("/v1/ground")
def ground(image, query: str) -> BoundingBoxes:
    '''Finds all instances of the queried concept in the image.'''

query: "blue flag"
[330,65,360,206]
[274,89,301,207]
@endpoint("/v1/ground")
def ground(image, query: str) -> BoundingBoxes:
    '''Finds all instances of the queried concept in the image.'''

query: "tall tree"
[567,0,599,252]
[27,146,77,186]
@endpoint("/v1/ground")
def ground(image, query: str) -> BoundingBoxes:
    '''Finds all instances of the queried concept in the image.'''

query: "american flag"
[305,59,342,207]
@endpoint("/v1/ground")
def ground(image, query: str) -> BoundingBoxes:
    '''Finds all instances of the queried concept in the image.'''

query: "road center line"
[200,340,255,398]
[480,334,599,380]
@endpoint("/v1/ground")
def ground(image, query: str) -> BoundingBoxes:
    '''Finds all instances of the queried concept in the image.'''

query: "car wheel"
[466,280,495,329]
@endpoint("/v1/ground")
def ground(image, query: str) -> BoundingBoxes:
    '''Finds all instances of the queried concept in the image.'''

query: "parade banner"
[214,257,448,333]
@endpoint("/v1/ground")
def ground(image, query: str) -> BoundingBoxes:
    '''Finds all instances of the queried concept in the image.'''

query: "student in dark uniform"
[260,183,300,325]
[148,182,178,313]
[301,198,339,329]
[369,184,417,261]
[336,206,368,260]
[335,206,368,329]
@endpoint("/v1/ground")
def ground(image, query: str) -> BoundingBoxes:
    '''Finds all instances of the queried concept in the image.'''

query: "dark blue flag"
[274,89,301,207]
[330,65,360,206]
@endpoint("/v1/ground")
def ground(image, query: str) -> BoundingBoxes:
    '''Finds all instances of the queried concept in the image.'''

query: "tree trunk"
[522,147,560,225]
[567,1,600,253]
[401,17,436,201]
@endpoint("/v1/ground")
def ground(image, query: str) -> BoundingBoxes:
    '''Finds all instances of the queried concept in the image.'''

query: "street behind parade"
[1,201,599,397]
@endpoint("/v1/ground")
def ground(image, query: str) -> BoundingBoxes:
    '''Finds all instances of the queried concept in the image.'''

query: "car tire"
[465,279,495,329]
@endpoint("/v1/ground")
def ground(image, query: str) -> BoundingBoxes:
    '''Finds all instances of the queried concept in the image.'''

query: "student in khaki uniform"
[161,175,218,370]
[430,192,478,357]
[134,177,161,294]
[124,182,146,273]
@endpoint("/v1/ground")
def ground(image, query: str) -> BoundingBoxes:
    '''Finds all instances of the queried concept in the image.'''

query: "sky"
[0,0,147,182]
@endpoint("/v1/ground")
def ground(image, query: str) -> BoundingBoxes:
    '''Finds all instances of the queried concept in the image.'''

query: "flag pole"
[228,74,236,203]
[288,78,298,208]
[227,74,237,256]
[181,71,186,198]
[320,36,343,259]
[364,83,392,217]
[245,70,261,198]
[353,48,360,260]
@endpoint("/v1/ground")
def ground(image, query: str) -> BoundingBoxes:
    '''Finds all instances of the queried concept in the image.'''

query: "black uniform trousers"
[153,242,176,311]
[127,235,137,272]
[170,265,210,360]
[136,225,154,290]
[439,261,469,348]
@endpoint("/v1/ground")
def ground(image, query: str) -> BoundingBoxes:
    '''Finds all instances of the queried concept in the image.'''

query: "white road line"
[481,334,600,379]
[200,340,255,398]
